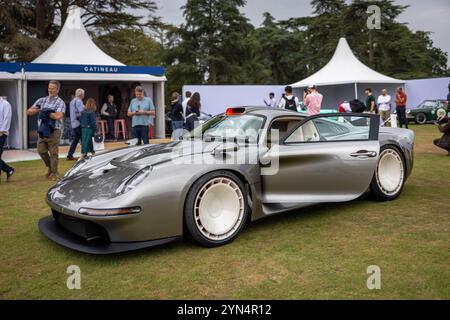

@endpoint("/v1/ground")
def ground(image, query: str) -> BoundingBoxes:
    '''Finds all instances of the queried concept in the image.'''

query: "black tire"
[184,171,248,247]
[415,113,427,125]
[370,146,406,201]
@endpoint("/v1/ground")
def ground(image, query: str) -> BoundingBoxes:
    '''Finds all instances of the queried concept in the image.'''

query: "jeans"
[67,126,82,158]
[0,135,13,174]
[396,106,408,128]
[133,125,149,145]
[171,121,184,140]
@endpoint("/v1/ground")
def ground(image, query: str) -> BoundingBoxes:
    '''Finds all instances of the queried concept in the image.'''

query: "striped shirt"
[33,96,66,129]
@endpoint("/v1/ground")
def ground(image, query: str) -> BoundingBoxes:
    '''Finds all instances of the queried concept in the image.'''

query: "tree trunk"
[368,31,374,66]
[36,0,47,39]
[60,0,70,27]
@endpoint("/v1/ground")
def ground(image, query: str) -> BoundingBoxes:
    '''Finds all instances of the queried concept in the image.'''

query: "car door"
[260,113,380,204]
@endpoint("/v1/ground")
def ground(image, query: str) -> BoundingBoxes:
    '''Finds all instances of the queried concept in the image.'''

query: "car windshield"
[419,101,436,108]
[185,114,265,144]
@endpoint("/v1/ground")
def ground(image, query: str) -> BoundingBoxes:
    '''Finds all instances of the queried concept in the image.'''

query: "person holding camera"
[304,84,323,115]
[127,86,155,145]
[433,115,450,156]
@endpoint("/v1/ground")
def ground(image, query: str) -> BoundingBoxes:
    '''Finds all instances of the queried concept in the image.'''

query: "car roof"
[231,106,309,118]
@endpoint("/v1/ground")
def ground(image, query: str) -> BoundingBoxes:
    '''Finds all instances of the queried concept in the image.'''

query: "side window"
[285,115,373,143]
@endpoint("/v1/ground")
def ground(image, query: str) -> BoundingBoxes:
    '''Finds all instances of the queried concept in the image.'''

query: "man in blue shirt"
[67,88,85,160]
[127,86,155,145]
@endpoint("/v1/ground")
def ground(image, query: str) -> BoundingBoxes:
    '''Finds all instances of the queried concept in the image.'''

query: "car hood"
[48,140,227,206]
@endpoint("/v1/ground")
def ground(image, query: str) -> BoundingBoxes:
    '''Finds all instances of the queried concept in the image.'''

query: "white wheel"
[370,147,405,201]
[184,171,248,247]
[194,177,245,241]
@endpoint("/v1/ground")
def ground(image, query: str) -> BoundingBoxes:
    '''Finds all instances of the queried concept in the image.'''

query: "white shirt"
[0,97,12,136]
[182,97,191,118]
[278,95,299,109]
[264,97,277,108]
[377,94,392,112]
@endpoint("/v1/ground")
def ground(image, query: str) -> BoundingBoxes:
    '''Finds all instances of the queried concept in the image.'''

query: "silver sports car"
[39,107,415,254]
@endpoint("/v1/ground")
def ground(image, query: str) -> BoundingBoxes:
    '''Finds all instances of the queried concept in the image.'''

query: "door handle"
[350,150,378,158]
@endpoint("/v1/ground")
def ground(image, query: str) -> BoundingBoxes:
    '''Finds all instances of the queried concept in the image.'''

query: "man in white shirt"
[0,97,14,181]
[264,93,277,108]
[182,91,192,119]
[377,89,392,124]
[278,86,299,111]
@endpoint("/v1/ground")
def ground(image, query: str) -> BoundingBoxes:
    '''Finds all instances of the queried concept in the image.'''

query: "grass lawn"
[0,125,449,299]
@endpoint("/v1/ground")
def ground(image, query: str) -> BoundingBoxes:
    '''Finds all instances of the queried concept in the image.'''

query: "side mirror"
[211,142,239,156]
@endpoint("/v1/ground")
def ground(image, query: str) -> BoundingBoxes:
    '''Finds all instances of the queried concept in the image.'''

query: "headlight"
[406,109,411,114]
[116,166,152,194]
[64,156,92,178]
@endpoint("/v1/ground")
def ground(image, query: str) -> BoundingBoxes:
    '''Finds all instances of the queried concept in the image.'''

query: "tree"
[164,0,268,87]
[1,0,159,62]
[0,0,50,61]
[95,29,162,66]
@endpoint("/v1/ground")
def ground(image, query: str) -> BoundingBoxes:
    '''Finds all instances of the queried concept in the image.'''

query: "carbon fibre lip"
[38,215,181,255]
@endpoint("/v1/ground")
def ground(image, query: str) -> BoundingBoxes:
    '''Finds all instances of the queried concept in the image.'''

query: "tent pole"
[354,83,358,100]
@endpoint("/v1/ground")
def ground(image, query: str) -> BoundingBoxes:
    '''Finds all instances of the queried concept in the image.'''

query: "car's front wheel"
[184,171,248,247]
[415,113,427,124]
[370,147,406,201]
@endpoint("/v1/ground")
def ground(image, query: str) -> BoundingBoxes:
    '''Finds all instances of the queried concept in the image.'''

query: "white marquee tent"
[8,5,167,149]
[0,68,23,149]
[291,38,404,108]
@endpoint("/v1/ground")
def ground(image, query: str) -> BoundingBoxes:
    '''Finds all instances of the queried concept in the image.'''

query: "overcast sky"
[152,0,450,56]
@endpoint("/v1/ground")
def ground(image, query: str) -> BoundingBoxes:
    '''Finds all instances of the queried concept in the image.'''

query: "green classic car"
[407,100,449,125]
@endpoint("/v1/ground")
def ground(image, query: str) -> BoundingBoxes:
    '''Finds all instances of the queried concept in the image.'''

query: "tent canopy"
[33,7,122,66]
[28,6,165,82]
[291,38,404,88]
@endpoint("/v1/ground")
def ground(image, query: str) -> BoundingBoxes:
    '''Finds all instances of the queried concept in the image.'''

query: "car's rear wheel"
[415,113,427,124]
[184,171,248,247]
[370,147,406,201]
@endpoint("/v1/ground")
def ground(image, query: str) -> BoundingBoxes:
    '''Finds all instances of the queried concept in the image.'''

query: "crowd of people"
[264,85,411,129]
[19,81,156,181]
[1,81,449,184]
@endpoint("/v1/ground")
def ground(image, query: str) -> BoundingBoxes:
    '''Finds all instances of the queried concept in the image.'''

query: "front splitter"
[38,215,181,255]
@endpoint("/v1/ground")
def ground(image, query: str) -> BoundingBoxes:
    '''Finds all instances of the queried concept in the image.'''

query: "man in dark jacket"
[433,116,450,155]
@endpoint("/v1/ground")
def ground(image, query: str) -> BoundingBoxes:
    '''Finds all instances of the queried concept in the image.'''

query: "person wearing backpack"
[304,84,323,115]
[278,86,299,112]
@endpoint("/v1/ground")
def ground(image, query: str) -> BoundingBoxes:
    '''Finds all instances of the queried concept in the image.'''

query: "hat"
[307,84,316,89]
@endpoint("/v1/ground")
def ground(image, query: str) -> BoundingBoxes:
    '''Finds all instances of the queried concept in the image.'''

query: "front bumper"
[38,215,180,255]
